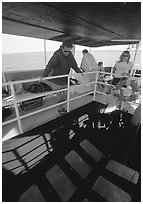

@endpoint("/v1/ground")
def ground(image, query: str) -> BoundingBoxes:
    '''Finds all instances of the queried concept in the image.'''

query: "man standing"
[80,49,98,90]
[41,41,83,114]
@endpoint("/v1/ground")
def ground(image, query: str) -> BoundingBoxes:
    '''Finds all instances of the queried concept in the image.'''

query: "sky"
[2,34,131,54]
[2,34,62,54]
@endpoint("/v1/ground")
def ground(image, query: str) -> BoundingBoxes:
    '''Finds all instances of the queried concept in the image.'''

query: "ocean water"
[2,52,53,71]
[2,50,139,72]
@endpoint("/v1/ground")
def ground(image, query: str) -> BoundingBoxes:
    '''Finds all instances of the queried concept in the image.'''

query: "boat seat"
[3,69,44,90]
[45,164,76,201]
[92,159,139,202]
[92,176,131,202]
[20,184,46,202]
[65,150,92,179]
[80,139,104,162]
[3,69,44,82]
[105,159,139,184]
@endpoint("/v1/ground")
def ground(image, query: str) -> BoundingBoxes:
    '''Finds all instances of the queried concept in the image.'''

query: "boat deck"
[2,101,140,202]
[3,88,139,142]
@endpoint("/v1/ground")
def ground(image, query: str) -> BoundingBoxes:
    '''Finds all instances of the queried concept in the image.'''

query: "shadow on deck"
[2,101,141,202]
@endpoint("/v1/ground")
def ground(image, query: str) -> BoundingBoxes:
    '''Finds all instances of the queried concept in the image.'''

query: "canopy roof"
[2,2,141,47]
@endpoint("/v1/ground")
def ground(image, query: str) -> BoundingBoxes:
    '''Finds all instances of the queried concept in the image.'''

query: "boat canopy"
[2,2,141,47]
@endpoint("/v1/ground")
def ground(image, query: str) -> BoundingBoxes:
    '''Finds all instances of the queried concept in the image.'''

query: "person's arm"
[80,57,85,72]
[112,64,117,74]
[43,53,58,77]
[128,61,133,77]
[80,67,85,72]
[40,53,58,81]
[70,54,84,75]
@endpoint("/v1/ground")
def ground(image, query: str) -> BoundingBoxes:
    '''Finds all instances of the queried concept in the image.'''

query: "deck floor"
[2,101,140,202]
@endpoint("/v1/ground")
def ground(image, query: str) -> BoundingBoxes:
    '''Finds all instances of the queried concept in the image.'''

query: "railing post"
[44,30,47,67]
[70,44,76,78]
[2,72,9,92]
[10,82,23,134]
[93,71,99,101]
[130,41,141,77]
[67,75,70,112]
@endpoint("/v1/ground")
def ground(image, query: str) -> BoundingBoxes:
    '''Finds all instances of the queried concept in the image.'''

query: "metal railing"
[2,72,98,139]
[2,69,141,141]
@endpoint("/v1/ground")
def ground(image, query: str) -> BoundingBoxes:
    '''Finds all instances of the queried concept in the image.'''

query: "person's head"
[82,49,88,55]
[98,61,104,70]
[119,50,131,63]
[61,41,73,56]
[98,61,103,67]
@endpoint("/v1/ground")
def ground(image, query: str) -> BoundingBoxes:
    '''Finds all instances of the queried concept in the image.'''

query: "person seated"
[104,51,140,110]
[97,61,105,91]
[112,50,140,92]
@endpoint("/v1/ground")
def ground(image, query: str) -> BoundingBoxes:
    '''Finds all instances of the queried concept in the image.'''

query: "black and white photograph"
[2,1,141,202]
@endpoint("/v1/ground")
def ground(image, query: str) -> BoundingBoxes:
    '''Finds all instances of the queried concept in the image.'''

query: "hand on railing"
[39,77,44,83]
[80,67,85,73]
[81,72,84,77]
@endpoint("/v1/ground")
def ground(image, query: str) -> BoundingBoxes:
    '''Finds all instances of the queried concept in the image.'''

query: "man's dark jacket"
[43,47,82,85]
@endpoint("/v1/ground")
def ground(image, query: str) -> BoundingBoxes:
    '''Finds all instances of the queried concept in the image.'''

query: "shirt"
[43,47,82,85]
[114,61,132,78]
[81,52,98,72]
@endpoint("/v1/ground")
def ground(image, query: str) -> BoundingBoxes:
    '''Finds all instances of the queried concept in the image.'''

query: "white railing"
[2,72,98,137]
[2,69,141,141]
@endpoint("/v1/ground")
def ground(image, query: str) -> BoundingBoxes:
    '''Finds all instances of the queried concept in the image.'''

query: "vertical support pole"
[44,30,47,67]
[2,72,6,83]
[70,44,76,78]
[71,44,75,56]
[10,82,23,134]
[67,75,70,113]
[133,67,136,78]
[93,71,99,101]
[130,41,141,77]
[2,72,9,92]
[110,66,114,75]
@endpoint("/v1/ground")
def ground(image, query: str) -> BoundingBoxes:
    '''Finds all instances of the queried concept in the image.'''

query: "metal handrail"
[2,70,141,141]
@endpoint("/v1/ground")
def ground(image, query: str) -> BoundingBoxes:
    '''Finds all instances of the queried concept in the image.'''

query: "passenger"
[80,49,98,90]
[110,50,140,109]
[98,61,104,72]
[112,50,140,92]
[40,41,84,114]
[97,61,105,91]
[112,50,132,89]
[80,49,98,72]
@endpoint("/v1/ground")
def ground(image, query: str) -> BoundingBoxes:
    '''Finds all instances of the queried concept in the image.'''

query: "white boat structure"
[2,2,141,202]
